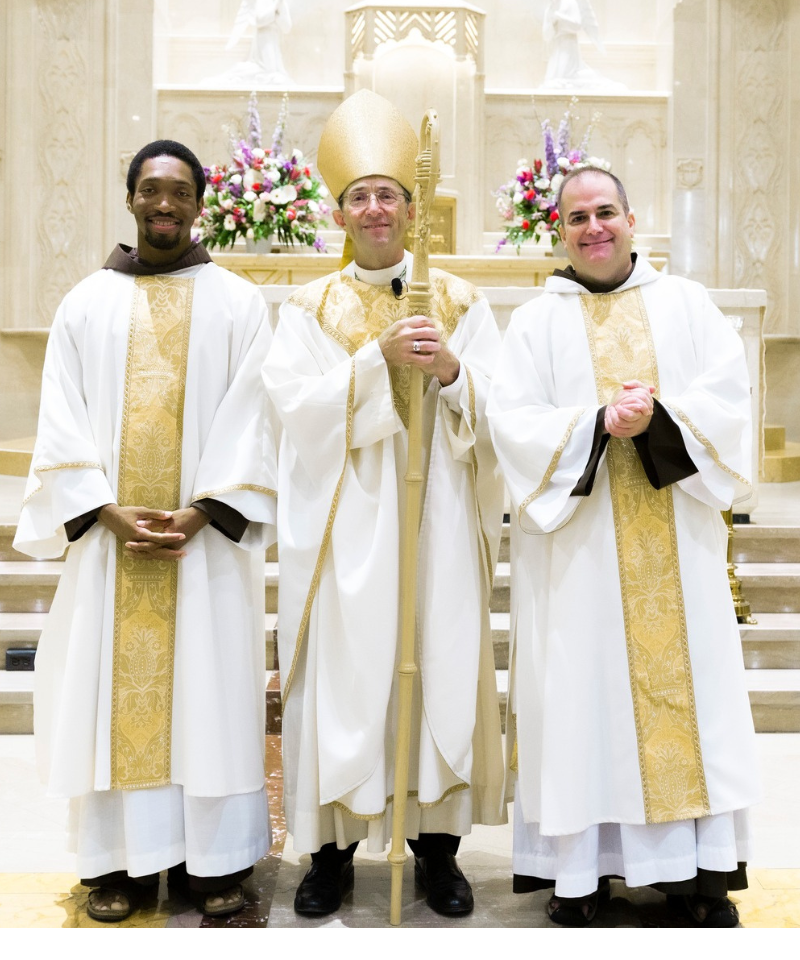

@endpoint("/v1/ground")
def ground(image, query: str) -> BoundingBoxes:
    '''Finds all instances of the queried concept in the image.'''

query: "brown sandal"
[201,884,245,917]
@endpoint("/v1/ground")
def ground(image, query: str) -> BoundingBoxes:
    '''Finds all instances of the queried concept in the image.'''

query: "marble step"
[737,563,800,613]
[0,438,34,478]
[4,662,800,737]
[0,610,279,668]
[764,425,786,452]
[762,442,800,483]
[491,611,800,671]
[733,524,800,563]
[494,669,800,736]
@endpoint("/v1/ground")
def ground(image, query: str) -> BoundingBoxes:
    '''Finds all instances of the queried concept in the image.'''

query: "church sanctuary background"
[2,0,800,930]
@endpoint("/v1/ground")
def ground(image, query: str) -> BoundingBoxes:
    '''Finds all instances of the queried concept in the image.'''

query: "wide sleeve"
[263,299,402,480]
[487,303,602,534]
[14,297,115,558]
[191,287,278,547]
[660,292,752,508]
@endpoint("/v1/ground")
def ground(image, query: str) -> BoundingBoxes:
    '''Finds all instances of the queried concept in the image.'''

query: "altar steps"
[2,519,800,735]
[763,425,800,483]
[0,438,34,478]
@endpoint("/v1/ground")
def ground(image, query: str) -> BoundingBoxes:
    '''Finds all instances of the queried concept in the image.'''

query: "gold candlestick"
[722,508,756,624]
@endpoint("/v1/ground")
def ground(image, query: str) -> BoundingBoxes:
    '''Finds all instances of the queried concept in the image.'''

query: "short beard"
[143,225,183,250]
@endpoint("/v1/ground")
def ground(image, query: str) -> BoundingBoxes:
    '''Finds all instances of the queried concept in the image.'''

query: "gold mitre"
[317,89,418,200]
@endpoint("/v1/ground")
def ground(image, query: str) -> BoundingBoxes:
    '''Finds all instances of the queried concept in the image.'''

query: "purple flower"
[229,182,243,198]
[248,91,262,149]
[313,236,327,251]
[494,237,508,253]
[543,123,558,178]
[557,117,570,157]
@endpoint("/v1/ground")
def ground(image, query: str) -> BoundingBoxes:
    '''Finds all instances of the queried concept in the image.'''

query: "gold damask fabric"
[111,276,193,790]
[287,269,480,427]
[581,288,710,824]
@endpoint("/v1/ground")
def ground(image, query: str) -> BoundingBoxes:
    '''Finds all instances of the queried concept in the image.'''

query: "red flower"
[521,219,530,231]
[289,167,302,180]
[550,210,559,222]
[286,207,297,221]
[210,174,223,184]
[251,182,262,192]
[304,166,311,177]
[534,159,543,174]
[525,190,536,202]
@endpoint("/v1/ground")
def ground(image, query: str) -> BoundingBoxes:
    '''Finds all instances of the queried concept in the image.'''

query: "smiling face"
[127,156,200,265]
[558,171,636,287]
[332,175,414,271]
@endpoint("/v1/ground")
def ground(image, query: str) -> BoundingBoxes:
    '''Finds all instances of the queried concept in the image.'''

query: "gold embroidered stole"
[110,276,193,790]
[288,272,476,427]
[581,288,710,823]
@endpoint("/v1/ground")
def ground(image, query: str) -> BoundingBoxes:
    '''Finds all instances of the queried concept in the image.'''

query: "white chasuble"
[265,255,507,852]
[487,259,761,838]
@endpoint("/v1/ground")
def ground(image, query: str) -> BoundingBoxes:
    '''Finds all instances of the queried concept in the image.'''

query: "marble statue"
[541,0,625,91]
[202,0,295,88]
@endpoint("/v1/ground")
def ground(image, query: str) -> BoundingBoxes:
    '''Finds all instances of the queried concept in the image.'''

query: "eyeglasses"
[343,188,407,211]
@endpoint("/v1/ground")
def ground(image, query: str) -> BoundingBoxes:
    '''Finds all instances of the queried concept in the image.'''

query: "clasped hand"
[378,316,460,387]
[604,380,655,438]
[98,504,210,561]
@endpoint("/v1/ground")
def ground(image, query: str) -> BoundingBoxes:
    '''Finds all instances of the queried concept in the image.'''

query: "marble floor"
[1,731,799,933]
[1,478,800,938]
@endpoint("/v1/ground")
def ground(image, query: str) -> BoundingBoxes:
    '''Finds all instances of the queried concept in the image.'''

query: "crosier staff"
[388,109,440,927]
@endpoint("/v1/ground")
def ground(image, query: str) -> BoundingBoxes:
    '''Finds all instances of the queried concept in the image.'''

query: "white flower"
[223,214,236,231]
[229,174,242,185]
[292,148,303,161]
[307,200,319,213]
[535,178,550,190]
[517,158,529,167]
[204,184,214,197]
[269,184,297,205]
[252,148,265,159]
[513,191,524,204]
[550,173,564,192]
[246,168,268,190]
[319,185,329,197]
[253,197,267,222]
[246,227,255,239]
[557,156,570,170]
[220,198,234,211]
[243,190,257,202]
[302,179,313,191]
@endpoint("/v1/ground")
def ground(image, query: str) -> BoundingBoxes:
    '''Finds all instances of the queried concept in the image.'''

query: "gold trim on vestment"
[581,288,710,823]
[666,404,751,489]
[517,410,584,521]
[289,270,478,428]
[22,461,103,506]
[192,484,277,501]
[281,357,357,698]
[110,276,193,790]
[465,365,494,592]
[326,782,469,821]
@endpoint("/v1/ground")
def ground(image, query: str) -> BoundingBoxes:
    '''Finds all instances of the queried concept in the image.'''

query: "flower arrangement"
[493,102,609,253]
[196,93,330,251]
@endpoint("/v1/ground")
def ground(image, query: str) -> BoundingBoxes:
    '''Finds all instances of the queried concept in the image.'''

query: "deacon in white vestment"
[263,91,506,918]
[487,167,761,927]
[14,141,278,922]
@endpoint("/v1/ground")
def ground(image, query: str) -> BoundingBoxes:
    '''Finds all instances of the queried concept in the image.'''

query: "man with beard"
[14,141,278,922]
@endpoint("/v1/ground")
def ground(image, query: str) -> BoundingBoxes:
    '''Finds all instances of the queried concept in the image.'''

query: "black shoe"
[294,859,354,916]
[414,851,474,916]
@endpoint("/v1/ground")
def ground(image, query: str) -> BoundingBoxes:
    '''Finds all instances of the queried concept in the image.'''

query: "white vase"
[245,236,273,254]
